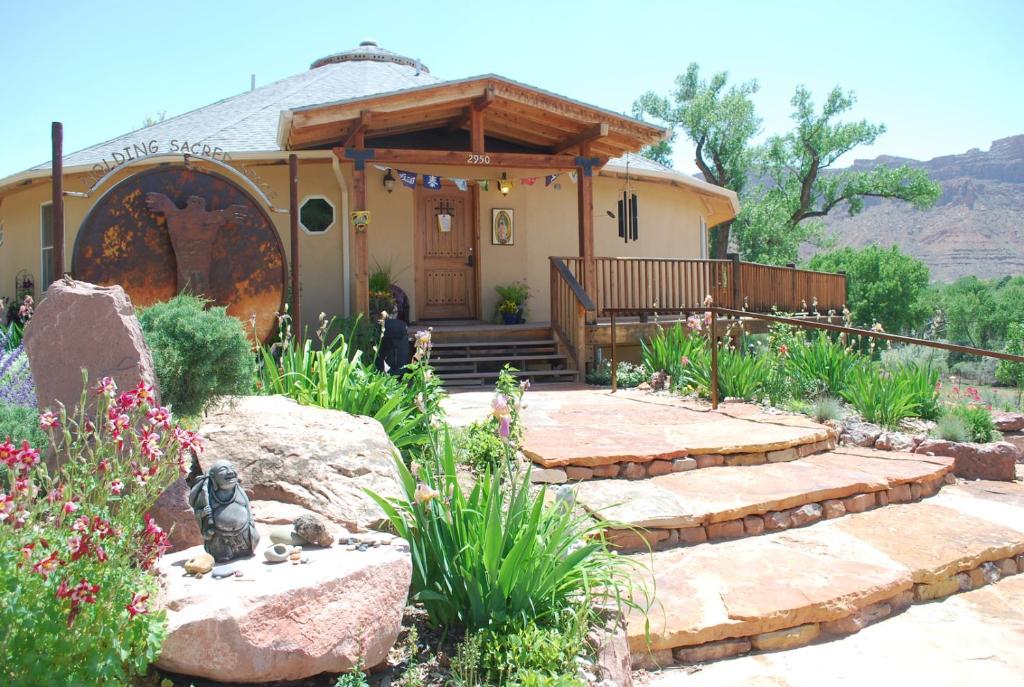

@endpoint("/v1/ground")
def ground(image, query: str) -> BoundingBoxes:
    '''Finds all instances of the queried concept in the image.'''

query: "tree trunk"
[711,220,733,260]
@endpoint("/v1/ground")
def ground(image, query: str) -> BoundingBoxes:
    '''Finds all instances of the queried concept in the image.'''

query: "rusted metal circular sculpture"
[73,166,285,342]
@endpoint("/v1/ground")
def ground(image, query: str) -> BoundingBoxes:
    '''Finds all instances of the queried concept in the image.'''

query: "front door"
[415,188,476,320]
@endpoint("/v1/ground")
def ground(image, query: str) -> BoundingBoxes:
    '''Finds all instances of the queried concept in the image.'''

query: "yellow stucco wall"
[1,157,712,325]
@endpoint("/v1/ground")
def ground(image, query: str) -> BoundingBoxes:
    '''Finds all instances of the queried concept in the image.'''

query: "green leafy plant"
[840,364,920,428]
[365,431,646,632]
[947,404,1000,443]
[586,360,648,388]
[890,363,941,421]
[498,298,521,315]
[0,400,47,448]
[495,282,530,307]
[139,294,255,417]
[641,323,710,392]
[716,346,771,400]
[996,322,1024,407]
[784,331,863,397]
[1,374,196,686]
[451,613,587,687]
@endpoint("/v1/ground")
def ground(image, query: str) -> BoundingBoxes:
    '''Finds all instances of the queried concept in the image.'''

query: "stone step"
[627,483,1024,669]
[575,447,955,551]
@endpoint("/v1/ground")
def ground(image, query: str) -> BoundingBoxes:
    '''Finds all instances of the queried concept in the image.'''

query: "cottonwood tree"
[733,86,941,264]
[633,64,760,258]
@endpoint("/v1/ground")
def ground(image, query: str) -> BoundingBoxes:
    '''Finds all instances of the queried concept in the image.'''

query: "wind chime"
[617,160,639,243]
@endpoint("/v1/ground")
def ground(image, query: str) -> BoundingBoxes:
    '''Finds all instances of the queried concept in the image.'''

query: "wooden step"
[439,368,578,382]
[432,353,568,366]
[627,484,1024,668]
[572,448,954,552]
[431,338,558,350]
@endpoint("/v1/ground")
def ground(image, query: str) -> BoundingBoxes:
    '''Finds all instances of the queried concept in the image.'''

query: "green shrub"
[366,431,645,632]
[812,396,845,423]
[456,421,508,472]
[882,345,948,376]
[716,346,771,400]
[258,320,443,455]
[951,358,999,386]
[840,364,920,428]
[996,322,1024,406]
[0,400,46,447]
[1,374,195,686]
[891,364,941,421]
[932,412,970,443]
[785,332,863,397]
[451,614,587,687]
[586,360,647,388]
[139,294,255,417]
[947,404,1000,443]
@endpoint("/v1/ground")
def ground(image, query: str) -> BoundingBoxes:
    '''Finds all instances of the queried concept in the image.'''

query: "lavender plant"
[0,336,35,408]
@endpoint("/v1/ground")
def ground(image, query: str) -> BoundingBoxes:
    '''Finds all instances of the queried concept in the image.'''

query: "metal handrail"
[606,305,1024,408]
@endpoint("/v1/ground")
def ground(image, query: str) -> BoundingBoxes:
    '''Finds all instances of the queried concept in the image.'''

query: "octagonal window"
[300,196,335,234]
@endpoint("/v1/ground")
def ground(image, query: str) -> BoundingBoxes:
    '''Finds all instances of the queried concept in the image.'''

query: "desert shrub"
[947,403,1000,443]
[0,339,35,409]
[0,375,196,686]
[0,401,46,448]
[139,294,255,417]
[586,360,647,388]
[812,396,845,423]
[951,358,999,386]
[932,412,970,443]
[451,614,587,687]
[259,320,443,455]
[882,345,949,376]
[840,364,920,428]
[366,430,645,632]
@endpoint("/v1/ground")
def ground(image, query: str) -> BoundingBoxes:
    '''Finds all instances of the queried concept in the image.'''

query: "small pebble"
[357,543,369,552]
[234,570,244,578]
[301,557,310,564]
[347,544,357,551]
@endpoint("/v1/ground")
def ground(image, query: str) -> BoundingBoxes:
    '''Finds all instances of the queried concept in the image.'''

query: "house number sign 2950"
[466,154,492,165]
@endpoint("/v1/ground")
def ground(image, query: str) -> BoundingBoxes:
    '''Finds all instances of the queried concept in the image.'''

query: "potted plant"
[369,260,410,322]
[495,282,529,324]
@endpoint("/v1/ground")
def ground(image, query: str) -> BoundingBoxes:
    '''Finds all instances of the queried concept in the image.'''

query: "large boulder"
[155,540,411,682]
[199,396,403,531]
[993,412,1024,432]
[915,439,1020,482]
[150,476,203,552]
[24,278,159,414]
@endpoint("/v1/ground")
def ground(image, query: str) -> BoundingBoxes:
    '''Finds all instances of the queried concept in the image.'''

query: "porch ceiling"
[279,75,668,159]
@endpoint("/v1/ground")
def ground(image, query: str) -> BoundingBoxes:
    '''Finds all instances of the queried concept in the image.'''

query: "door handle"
[466,253,475,267]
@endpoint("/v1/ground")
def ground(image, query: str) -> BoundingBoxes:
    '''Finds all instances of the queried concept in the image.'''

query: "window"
[699,217,709,259]
[299,196,335,234]
[41,203,54,288]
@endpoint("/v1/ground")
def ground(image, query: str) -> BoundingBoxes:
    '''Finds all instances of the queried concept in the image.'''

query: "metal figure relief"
[144,192,247,296]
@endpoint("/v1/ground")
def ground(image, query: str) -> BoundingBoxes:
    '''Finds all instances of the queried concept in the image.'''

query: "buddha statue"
[188,459,260,562]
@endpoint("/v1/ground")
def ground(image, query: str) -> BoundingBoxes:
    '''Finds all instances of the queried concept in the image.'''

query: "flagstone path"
[442,386,1024,673]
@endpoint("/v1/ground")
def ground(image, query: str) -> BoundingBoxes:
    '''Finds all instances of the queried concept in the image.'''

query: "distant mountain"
[805,135,1024,282]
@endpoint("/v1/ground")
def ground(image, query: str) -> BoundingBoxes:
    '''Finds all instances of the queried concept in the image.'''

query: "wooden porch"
[550,255,848,379]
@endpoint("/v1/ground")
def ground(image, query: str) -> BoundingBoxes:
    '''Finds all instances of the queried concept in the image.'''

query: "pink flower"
[126,592,150,618]
[70,515,90,533]
[0,439,16,467]
[95,376,117,396]
[39,411,60,430]
[686,315,703,332]
[703,311,713,326]
[110,480,125,496]
[16,442,40,471]
[173,428,204,455]
[146,406,172,430]
[116,392,138,410]
[778,344,789,357]
[62,501,79,514]
[69,579,100,605]
[32,550,61,578]
[132,381,155,407]
[96,459,111,473]
[680,356,691,367]
[498,415,511,440]
[67,535,90,562]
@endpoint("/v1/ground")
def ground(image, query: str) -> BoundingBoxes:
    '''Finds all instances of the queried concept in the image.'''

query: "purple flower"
[0,343,36,408]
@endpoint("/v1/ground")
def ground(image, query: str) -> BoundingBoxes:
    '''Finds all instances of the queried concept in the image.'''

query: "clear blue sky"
[1,0,1021,179]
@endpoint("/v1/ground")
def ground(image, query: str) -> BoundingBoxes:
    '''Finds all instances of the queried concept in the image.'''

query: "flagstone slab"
[577,449,951,529]
[834,501,1024,585]
[513,388,831,467]
[628,527,912,652]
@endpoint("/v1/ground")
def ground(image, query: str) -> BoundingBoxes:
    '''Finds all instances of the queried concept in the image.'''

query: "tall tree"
[733,86,941,264]
[633,64,760,258]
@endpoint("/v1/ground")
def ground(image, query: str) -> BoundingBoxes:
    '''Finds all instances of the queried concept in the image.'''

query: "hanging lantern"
[382,168,396,193]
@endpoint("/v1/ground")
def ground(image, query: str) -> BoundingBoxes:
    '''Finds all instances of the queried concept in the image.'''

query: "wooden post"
[470,106,485,154]
[575,302,587,384]
[787,262,797,312]
[51,122,64,288]
[288,154,301,335]
[610,311,618,393]
[576,153,598,325]
[727,252,741,310]
[710,308,719,410]
[354,167,368,317]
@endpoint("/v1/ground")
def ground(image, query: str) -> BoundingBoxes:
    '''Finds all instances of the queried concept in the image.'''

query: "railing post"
[550,259,557,331]
[610,311,618,393]
[710,306,719,409]
[727,252,741,310]
[786,262,797,312]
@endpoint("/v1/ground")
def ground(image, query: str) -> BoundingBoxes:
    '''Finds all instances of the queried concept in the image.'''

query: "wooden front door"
[415,188,476,320]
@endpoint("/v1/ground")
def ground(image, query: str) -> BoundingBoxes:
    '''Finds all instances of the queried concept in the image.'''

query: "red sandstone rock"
[915,439,1019,482]
[788,504,823,527]
[843,493,877,513]
[993,412,1024,432]
[707,520,745,541]
[875,431,916,452]
[150,477,203,552]
[24,279,159,417]
[621,462,647,479]
[841,421,882,448]
[647,460,675,477]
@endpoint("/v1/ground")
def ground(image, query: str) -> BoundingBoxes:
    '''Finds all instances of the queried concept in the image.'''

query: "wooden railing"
[738,261,846,314]
[550,257,596,379]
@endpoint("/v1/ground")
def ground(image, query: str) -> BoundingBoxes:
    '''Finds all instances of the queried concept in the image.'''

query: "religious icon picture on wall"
[492,208,514,245]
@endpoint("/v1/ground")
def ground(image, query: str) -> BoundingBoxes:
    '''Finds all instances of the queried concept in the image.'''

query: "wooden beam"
[444,87,496,135]
[470,107,485,153]
[342,111,373,148]
[288,154,301,335]
[334,147,603,170]
[553,122,609,154]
